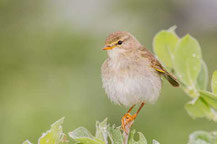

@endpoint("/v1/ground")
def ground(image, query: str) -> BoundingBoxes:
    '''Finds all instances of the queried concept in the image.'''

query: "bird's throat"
[107,48,126,59]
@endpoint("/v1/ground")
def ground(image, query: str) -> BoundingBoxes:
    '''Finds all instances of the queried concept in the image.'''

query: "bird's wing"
[140,47,179,87]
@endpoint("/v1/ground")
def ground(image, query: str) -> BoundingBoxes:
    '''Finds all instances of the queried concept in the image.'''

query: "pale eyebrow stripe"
[109,35,129,45]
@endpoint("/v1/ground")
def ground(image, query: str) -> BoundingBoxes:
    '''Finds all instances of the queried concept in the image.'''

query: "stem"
[123,120,134,144]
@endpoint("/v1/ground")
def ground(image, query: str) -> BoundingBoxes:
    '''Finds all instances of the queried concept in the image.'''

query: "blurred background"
[0,0,217,143]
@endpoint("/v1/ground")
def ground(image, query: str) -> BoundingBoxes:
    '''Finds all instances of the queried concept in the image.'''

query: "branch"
[123,119,134,144]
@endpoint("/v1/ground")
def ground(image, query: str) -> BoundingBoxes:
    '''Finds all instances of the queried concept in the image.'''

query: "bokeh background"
[1,0,217,143]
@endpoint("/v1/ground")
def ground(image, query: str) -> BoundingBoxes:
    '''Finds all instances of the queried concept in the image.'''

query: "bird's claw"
[121,113,137,133]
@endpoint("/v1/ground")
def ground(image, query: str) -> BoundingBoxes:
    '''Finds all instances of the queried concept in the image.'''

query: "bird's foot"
[121,113,137,134]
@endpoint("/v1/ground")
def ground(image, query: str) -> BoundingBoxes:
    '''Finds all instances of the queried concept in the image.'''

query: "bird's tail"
[163,72,179,87]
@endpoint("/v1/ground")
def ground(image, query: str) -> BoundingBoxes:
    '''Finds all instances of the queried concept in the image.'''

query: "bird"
[101,31,179,132]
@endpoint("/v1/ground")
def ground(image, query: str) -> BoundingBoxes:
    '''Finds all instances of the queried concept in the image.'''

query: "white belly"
[102,68,162,107]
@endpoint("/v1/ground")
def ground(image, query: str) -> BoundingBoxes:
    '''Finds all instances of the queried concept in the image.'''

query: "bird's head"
[103,31,142,58]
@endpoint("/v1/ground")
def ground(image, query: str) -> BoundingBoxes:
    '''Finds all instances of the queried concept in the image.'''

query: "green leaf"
[107,125,123,144]
[212,71,217,95]
[188,131,217,144]
[22,140,32,144]
[185,97,211,118]
[153,26,179,68]
[152,139,160,144]
[39,117,66,144]
[174,34,202,87]
[68,127,104,144]
[69,127,94,139]
[196,60,208,90]
[129,129,147,144]
[72,137,103,144]
[95,118,108,143]
[185,92,217,121]
[200,90,217,109]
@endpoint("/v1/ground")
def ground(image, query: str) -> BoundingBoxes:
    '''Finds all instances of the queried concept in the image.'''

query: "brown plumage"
[101,31,179,132]
[140,47,179,87]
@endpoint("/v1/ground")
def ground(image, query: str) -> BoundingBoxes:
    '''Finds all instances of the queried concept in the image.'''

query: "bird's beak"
[102,45,115,50]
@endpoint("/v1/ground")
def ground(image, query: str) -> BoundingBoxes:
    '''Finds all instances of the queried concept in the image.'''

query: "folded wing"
[140,47,179,87]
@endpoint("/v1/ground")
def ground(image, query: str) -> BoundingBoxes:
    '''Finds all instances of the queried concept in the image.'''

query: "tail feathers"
[163,72,179,87]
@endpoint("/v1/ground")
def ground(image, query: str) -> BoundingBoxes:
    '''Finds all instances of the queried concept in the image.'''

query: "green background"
[0,0,217,143]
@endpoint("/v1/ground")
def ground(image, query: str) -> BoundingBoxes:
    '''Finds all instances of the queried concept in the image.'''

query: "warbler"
[101,31,179,132]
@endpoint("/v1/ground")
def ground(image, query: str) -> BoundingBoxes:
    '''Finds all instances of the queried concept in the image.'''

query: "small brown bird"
[101,31,179,132]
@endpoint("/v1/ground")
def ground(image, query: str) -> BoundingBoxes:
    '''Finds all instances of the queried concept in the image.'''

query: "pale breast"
[101,56,162,107]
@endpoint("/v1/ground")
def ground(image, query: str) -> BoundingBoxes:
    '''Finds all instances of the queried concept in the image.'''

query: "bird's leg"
[121,104,136,134]
[135,102,145,115]
[127,104,136,113]
[121,102,145,133]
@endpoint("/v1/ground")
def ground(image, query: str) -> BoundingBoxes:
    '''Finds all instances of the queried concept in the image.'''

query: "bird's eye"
[117,40,123,45]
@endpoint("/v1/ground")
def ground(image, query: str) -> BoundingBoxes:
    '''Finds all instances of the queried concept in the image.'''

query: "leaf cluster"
[153,26,217,121]
[23,118,159,144]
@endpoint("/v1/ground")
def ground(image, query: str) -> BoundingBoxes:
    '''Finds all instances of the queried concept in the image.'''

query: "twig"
[123,119,134,144]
